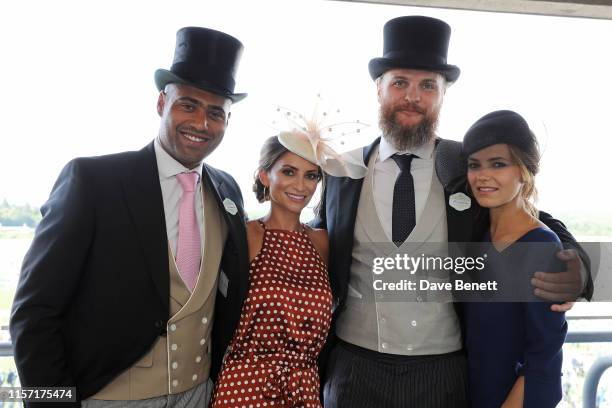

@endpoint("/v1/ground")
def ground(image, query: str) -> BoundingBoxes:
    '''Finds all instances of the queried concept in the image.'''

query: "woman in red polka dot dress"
[210,132,334,408]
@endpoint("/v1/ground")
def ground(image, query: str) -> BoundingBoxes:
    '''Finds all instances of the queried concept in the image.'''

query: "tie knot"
[391,154,415,172]
[176,172,199,192]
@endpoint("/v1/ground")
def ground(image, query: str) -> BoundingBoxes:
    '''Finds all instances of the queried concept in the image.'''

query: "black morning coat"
[9,142,250,406]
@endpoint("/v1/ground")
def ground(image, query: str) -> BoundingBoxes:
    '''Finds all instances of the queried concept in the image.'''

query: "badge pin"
[223,198,238,215]
[449,192,471,211]
[219,270,229,298]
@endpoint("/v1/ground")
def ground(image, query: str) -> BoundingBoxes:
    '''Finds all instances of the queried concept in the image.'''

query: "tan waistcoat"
[92,182,227,400]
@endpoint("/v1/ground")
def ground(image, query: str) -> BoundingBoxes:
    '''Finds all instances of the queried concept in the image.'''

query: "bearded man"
[314,16,592,408]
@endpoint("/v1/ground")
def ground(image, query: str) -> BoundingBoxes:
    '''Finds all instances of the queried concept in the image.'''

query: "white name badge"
[223,198,238,215]
[449,192,471,211]
[219,269,229,298]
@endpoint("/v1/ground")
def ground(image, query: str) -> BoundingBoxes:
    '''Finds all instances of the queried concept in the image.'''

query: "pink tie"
[176,172,201,291]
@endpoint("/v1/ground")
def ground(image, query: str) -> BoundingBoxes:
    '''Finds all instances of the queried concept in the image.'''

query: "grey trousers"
[323,341,469,408]
[81,379,212,408]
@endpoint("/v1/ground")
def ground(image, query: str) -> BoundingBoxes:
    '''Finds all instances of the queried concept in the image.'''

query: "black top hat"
[368,16,460,82]
[155,27,247,103]
[462,110,534,157]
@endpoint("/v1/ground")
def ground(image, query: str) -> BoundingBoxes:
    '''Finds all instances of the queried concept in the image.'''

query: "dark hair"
[252,136,325,210]
[253,136,290,203]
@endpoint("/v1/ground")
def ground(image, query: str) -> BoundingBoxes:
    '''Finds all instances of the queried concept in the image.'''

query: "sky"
[1,0,611,218]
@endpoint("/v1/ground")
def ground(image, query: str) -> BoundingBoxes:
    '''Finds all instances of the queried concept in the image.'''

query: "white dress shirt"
[373,136,436,240]
[153,139,205,256]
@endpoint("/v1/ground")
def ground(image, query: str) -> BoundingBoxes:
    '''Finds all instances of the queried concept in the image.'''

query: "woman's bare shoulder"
[246,220,265,262]
[304,225,329,264]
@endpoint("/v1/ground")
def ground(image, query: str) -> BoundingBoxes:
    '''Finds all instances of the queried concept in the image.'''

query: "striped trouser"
[81,379,213,408]
[323,341,469,408]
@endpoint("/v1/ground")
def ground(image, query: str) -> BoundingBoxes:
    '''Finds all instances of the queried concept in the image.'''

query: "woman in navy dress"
[461,110,567,407]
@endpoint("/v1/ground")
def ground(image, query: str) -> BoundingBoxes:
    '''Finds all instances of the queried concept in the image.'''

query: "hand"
[550,301,575,312]
[531,249,583,304]
[501,376,524,407]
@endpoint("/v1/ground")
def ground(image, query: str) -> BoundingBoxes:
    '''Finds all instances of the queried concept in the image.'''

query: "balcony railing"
[1,328,611,407]
[564,321,612,408]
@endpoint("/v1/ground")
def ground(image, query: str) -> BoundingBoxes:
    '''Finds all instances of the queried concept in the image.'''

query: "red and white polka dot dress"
[211,222,332,408]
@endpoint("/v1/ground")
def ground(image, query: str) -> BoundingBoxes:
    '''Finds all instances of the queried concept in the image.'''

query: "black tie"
[391,154,416,246]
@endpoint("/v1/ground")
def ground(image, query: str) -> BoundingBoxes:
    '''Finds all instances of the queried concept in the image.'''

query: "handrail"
[1,333,611,403]
[566,330,612,343]
[583,356,612,408]
[0,341,13,357]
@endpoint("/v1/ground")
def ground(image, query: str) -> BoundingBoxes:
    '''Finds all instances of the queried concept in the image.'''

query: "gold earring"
[264,186,270,201]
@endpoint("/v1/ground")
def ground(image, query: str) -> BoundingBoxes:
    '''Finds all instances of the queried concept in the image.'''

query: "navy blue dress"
[463,227,567,408]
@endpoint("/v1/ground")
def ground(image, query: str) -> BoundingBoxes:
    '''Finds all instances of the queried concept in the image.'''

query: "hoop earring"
[264,186,270,201]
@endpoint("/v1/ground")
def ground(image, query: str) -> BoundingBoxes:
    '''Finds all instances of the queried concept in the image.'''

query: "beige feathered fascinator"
[274,102,368,179]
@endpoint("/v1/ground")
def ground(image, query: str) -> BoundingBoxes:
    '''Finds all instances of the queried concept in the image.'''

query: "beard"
[379,103,439,151]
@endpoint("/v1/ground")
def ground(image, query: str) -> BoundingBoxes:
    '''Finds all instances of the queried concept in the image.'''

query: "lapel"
[355,145,388,244]
[328,138,381,303]
[434,138,476,244]
[121,142,169,312]
[330,137,381,239]
[201,164,249,296]
[444,189,475,243]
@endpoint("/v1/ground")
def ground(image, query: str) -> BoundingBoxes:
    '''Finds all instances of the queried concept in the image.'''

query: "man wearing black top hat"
[315,16,592,407]
[10,27,250,407]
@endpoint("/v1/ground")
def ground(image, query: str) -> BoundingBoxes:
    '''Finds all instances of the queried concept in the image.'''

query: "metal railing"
[0,341,13,357]
[1,333,611,406]
[583,356,612,408]
[565,330,612,408]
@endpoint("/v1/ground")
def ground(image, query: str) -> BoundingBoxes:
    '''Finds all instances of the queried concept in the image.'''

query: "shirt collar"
[378,135,435,163]
[154,138,204,180]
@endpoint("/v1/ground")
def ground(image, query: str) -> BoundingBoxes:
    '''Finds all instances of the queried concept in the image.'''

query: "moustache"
[392,103,426,116]
[178,126,212,137]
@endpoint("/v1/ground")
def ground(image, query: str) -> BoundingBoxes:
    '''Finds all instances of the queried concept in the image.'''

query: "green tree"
[0,199,41,227]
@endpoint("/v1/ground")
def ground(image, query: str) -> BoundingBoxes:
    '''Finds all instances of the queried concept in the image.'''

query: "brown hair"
[507,130,540,218]
[252,136,325,214]
[253,136,290,203]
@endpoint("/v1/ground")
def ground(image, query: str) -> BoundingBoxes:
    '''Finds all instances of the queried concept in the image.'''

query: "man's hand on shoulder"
[531,248,582,311]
